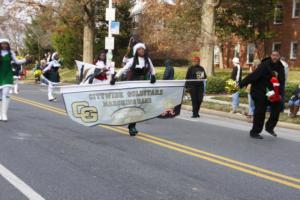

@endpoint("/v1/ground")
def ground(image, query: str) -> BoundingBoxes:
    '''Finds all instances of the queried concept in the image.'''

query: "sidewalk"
[182,95,300,131]
[204,95,297,116]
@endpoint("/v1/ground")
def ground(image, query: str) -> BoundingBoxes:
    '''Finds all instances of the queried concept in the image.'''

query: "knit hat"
[232,57,240,65]
[133,43,146,56]
[51,52,59,60]
[192,56,201,62]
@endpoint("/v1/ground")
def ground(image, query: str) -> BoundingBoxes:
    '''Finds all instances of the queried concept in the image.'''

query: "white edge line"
[0,164,45,200]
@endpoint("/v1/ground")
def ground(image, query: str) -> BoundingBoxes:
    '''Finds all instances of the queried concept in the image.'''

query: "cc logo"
[72,101,98,123]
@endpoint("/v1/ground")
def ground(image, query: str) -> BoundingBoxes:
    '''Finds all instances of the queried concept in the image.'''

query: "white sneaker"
[49,97,57,102]
[2,114,7,122]
[230,110,237,114]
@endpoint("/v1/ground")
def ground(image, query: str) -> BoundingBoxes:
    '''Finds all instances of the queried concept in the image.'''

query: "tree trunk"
[200,0,219,76]
[83,2,95,63]
[219,45,224,69]
[226,41,231,69]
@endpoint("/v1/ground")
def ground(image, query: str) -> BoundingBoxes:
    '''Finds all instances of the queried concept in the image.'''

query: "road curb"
[181,105,300,131]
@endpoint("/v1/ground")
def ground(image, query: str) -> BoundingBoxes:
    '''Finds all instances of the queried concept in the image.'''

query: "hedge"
[206,76,227,94]
[156,68,298,100]
[285,83,299,102]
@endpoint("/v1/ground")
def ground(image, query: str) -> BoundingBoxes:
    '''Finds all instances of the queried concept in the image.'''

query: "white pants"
[10,76,19,94]
[0,86,11,120]
[48,82,55,100]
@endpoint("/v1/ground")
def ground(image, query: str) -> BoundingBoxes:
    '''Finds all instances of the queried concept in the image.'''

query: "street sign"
[111,21,120,35]
[106,8,116,21]
[105,37,115,50]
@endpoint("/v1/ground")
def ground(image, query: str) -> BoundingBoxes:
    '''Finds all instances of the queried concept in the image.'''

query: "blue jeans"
[288,99,300,106]
[232,92,239,111]
[248,94,255,116]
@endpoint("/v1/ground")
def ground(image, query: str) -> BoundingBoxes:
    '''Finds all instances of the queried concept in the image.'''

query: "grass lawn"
[26,67,299,84]
[287,70,300,84]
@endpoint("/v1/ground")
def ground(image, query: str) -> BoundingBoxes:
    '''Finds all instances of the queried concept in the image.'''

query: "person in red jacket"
[267,71,282,103]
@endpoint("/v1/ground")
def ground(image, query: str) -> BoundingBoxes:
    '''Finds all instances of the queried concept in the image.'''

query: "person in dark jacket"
[231,57,242,113]
[185,56,207,118]
[239,51,285,139]
[163,59,174,80]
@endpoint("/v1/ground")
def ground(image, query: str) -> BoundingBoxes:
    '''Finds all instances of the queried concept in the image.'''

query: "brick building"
[218,0,300,68]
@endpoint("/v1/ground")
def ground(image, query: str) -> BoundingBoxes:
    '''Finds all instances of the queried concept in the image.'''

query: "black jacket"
[231,65,243,82]
[291,88,300,101]
[239,58,285,99]
[163,66,174,80]
[185,65,207,88]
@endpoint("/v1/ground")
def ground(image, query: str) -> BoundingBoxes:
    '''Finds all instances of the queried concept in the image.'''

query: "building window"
[272,42,282,52]
[234,43,240,58]
[290,42,298,59]
[293,0,300,18]
[247,43,255,64]
[274,4,283,24]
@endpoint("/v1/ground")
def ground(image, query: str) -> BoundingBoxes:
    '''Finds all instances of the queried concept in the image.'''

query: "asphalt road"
[0,83,300,200]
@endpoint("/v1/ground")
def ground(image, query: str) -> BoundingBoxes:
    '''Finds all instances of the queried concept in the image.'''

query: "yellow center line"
[115,126,300,184]
[11,96,300,190]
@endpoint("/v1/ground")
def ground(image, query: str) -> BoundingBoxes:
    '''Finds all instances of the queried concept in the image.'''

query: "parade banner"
[76,60,114,84]
[59,80,186,127]
[76,60,98,71]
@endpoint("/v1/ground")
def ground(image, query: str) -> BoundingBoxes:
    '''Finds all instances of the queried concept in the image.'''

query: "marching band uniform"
[10,59,22,94]
[87,56,110,84]
[0,39,27,121]
[43,52,61,101]
[111,43,156,136]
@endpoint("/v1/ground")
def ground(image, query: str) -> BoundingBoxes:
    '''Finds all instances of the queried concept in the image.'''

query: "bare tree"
[4,0,97,63]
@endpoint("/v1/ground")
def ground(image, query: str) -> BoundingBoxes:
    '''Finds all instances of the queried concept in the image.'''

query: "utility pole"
[200,0,221,76]
[105,0,116,76]
[107,0,113,64]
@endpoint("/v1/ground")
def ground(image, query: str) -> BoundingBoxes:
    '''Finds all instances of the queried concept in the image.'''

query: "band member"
[0,38,30,121]
[239,51,285,139]
[185,56,207,118]
[120,37,136,81]
[87,51,110,84]
[110,43,156,136]
[10,52,23,94]
[43,52,61,101]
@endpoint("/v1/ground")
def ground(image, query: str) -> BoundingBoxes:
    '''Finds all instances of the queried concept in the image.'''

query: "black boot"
[265,129,278,137]
[250,133,264,139]
[128,124,138,137]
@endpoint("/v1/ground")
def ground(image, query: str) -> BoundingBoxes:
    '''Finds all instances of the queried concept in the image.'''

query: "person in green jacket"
[0,38,30,121]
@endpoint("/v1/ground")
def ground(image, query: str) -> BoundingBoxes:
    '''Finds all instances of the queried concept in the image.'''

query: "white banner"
[59,81,186,126]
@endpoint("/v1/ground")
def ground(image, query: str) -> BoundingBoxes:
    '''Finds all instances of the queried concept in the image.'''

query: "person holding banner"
[0,38,31,121]
[87,51,110,84]
[43,52,61,101]
[110,43,156,136]
[185,56,207,118]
